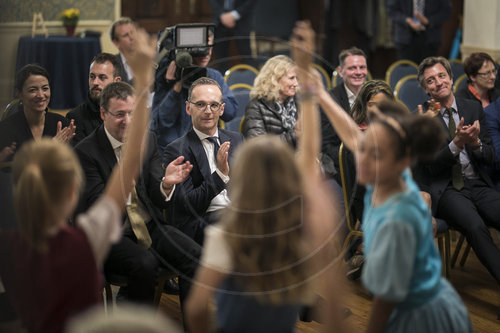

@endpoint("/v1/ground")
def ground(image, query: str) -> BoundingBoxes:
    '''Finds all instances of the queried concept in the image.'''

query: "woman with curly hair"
[243,55,299,147]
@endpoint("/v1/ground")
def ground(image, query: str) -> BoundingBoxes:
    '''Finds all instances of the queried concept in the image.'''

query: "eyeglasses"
[188,100,223,112]
[106,110,133,119]
[476,69,498,78]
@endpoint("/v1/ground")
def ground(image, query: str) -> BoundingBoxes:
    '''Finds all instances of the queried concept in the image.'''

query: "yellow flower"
[61,8,80,26]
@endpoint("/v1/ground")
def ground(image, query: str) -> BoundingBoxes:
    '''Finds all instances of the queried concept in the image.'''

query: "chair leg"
[104,283,113,313]
[154,275,171,306]
[445,231,451,279]
[437,235,445,276]
[460,243,471,267]
[451,234,466,268]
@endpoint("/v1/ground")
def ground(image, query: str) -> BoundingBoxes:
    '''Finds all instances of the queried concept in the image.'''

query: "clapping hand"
[216,141,230,176]
[163,156,193,190]
[54,119,76,143]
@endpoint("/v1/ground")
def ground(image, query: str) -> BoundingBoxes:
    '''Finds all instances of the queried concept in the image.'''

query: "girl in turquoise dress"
[292,20,473,333]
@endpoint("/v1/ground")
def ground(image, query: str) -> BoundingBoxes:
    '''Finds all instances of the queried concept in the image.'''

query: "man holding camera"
[151,29,238,157]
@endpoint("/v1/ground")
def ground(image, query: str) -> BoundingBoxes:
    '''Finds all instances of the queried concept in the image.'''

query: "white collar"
[104,126,124,150]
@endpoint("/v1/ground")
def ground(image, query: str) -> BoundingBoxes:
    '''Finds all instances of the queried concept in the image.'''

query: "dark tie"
[446,108,464,191]
[205,136,220,163]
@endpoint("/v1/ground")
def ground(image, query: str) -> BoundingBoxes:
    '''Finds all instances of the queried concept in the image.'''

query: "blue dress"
[361,170,472,332]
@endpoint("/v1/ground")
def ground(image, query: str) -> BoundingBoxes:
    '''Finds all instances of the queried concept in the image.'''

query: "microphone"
[175,51,192,68]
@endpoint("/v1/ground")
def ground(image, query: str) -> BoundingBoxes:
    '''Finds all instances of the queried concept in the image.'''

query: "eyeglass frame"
[187,100,224,112]
[475,69,498,78]
[105,109,133,119]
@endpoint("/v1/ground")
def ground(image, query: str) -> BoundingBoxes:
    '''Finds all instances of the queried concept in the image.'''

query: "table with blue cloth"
[15,35,101,110]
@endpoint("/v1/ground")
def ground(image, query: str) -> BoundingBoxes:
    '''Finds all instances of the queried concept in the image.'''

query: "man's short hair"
[100,81,134,112]
[110,17,134,42]
[187,77,223,101]
[463,52,495,79]
[91,53,123,78]
[417,56,453,87]
[338,47,367,68]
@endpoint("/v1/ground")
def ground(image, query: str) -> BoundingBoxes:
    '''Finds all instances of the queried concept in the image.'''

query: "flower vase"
[65,25,76,37]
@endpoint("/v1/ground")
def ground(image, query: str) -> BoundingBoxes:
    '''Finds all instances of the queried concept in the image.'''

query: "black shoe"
[116,286,128,302]
[346,254,364,281]
[163,277,179,295]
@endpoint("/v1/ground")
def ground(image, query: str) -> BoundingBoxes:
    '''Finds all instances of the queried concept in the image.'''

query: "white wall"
[462,0,500,60]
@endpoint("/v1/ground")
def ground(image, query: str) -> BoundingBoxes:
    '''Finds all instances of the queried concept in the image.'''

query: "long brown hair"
[12,139,83,252]
[221,136,313,304]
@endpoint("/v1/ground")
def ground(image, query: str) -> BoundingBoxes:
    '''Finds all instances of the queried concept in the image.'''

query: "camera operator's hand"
[165,61,182,93]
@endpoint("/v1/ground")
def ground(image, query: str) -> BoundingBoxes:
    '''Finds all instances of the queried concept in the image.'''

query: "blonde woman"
[243,55,299,147]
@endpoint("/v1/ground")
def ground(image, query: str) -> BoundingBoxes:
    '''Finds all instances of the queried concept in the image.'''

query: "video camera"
[156,23,215,89]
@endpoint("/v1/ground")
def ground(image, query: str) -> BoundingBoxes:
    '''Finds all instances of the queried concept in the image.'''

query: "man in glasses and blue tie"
[164,77,244,245]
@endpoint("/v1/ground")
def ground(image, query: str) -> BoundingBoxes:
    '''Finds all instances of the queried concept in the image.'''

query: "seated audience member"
[66,53,122,144]
[75,81,200,307]
[151,31,238,155]
[243,55,299,147]
[485,97,500,191]
[341,80,395,279]
[0,64,75,163]
[415,56,500,285]
[456,52,500,109]
[320,47,368,181]
[164,77,244,245]
[0,29,165,333]
[186,25,343,331]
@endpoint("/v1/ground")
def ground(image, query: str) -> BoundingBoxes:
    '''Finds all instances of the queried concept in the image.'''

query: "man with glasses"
[414,56,500,286]
[75,81,202,307]
[164,77,244,245]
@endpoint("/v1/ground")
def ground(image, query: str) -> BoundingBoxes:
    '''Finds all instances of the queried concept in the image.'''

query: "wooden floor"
[158,235,500,332]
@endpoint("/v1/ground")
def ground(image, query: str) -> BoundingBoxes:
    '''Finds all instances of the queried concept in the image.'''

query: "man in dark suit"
[321,47,368,181]
[66,53,122,144]
[75,82,201,306]
[110,17,135,85]
[416,56,500,285]
[386,0,451,64]
[208,0,255,70]
[164,77,244,244]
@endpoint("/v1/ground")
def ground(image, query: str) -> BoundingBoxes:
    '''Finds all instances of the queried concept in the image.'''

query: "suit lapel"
[187,130,212,179]
[96,126,118,174]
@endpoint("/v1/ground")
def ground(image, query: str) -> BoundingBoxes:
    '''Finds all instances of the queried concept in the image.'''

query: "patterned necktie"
[414,0,425,15]
[126,187,153,249]
[205,136,220,163]
[446,108,464,191]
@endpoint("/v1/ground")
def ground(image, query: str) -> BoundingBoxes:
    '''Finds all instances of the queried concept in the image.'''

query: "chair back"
[453,73,468,94]
[394,74,428,111]
[226,83,252,132]
[312,63,332,90]
[224,64,259,86]
[449,59,465,80]
[385,59,419,91]
[2,99,21,121]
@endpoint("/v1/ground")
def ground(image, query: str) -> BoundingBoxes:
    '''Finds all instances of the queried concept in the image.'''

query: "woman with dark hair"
[456,52,500,109]
[350,80,395,128]
[0,64,75,163]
